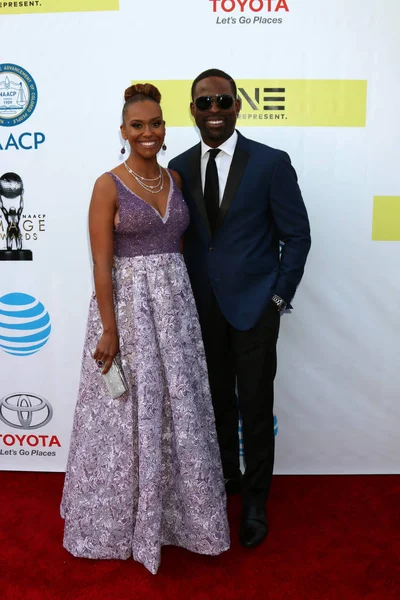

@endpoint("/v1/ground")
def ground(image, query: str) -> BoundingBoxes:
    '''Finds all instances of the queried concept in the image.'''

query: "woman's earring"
[120,141,127,155]
[162,143,167,151]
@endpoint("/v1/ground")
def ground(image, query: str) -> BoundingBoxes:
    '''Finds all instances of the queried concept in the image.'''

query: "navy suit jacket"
[169,131,311,331]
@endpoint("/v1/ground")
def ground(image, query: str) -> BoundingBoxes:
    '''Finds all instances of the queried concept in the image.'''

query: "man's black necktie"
[204,148,221,234]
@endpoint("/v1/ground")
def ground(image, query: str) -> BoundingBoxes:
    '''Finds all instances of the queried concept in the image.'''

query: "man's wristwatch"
[271,294,287,313]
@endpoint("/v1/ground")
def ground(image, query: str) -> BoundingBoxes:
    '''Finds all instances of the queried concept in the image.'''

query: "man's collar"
[201,130,238,159]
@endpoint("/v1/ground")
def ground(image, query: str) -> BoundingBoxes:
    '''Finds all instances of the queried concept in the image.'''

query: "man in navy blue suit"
[169,69,311,549]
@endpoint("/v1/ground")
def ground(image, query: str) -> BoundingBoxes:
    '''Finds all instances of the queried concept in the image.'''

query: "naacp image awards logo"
[0,393,53,430]
[0,63,37,127]
[0,172,35,260]
[0,172,46,259]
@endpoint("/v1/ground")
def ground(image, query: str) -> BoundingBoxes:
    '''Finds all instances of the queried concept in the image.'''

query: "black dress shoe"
[239,505,268,548]
[224,473,242,495]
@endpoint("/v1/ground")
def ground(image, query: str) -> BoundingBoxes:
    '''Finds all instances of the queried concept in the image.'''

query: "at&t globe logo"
[0,393,53,429]
[239,415,278,458]
[274,414,278,436]
[0,292,51,356]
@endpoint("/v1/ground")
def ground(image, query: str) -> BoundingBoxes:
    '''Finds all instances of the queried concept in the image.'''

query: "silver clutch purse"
[96,355,128,399]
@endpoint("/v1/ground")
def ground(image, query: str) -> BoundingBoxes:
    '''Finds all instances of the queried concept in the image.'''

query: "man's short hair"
[191,69,237,100]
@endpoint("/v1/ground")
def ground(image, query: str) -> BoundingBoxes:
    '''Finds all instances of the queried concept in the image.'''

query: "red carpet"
[1,473,399,600]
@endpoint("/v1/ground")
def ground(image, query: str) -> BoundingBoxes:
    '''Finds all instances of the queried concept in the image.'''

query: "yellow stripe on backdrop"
[0,0,119,14]
[139,79,367,128]
[372,197,400,241]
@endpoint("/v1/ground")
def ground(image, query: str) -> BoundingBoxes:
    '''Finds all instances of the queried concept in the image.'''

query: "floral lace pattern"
[61,254,230,574]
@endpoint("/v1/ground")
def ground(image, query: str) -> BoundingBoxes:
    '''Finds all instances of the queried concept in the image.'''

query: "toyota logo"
[0,393,53,429]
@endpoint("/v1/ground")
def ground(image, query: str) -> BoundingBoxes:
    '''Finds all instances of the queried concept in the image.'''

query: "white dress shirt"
[201,130,238,205]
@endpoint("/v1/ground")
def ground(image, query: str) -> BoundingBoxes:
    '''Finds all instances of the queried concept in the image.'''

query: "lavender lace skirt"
[61,253,230,574]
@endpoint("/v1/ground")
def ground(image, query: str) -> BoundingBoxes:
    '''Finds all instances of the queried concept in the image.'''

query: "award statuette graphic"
[0,172,32,261]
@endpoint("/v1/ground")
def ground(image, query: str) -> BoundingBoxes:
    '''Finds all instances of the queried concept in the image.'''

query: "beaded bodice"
[106,171,189,257]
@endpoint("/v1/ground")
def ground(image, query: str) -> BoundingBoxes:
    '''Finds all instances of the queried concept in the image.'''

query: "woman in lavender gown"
[61,84,230,574]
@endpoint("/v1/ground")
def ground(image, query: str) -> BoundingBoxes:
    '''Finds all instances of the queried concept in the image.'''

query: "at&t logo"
[0,292,51,356]
[0,63,46,151]
[0,393,53,429]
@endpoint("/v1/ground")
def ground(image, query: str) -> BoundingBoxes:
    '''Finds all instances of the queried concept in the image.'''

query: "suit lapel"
[188,144,211,237]
[215,136,249,232]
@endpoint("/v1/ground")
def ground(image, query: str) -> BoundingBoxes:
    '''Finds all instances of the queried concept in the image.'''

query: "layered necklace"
[124,161,164,194]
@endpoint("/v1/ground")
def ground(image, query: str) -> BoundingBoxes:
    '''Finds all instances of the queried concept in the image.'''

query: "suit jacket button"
[209,247,214,252]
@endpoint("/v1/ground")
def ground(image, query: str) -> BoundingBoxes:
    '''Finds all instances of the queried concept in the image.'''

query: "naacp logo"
[0,64,38,127]
[0,292,51,356]
[0,393,53,430]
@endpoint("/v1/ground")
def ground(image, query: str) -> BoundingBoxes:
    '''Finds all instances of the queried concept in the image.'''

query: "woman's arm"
[89,174,119,374]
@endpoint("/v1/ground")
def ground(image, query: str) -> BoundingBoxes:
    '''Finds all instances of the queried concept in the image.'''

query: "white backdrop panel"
[0,0,399,472]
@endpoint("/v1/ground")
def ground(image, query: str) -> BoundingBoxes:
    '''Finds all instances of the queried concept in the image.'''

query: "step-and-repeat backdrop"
[1,0,399,473]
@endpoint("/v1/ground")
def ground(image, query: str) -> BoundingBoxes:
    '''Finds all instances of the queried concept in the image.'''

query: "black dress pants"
[200,293,280,509]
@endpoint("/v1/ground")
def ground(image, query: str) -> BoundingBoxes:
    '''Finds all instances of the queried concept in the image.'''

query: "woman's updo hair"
[122,83,162,121]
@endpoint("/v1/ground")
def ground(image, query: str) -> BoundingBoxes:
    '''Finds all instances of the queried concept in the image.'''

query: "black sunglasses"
[194,94,235,111]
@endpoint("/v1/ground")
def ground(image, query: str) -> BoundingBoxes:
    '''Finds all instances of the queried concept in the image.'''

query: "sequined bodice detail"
[107,171,189,257]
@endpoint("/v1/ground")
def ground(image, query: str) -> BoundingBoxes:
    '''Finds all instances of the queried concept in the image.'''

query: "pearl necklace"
[124,161,164,194]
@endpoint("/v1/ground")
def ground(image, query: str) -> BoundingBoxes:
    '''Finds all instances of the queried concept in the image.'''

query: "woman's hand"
[93,330,119,374]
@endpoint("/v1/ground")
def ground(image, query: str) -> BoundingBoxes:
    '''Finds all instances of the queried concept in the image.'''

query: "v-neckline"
[112,170,173,223]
